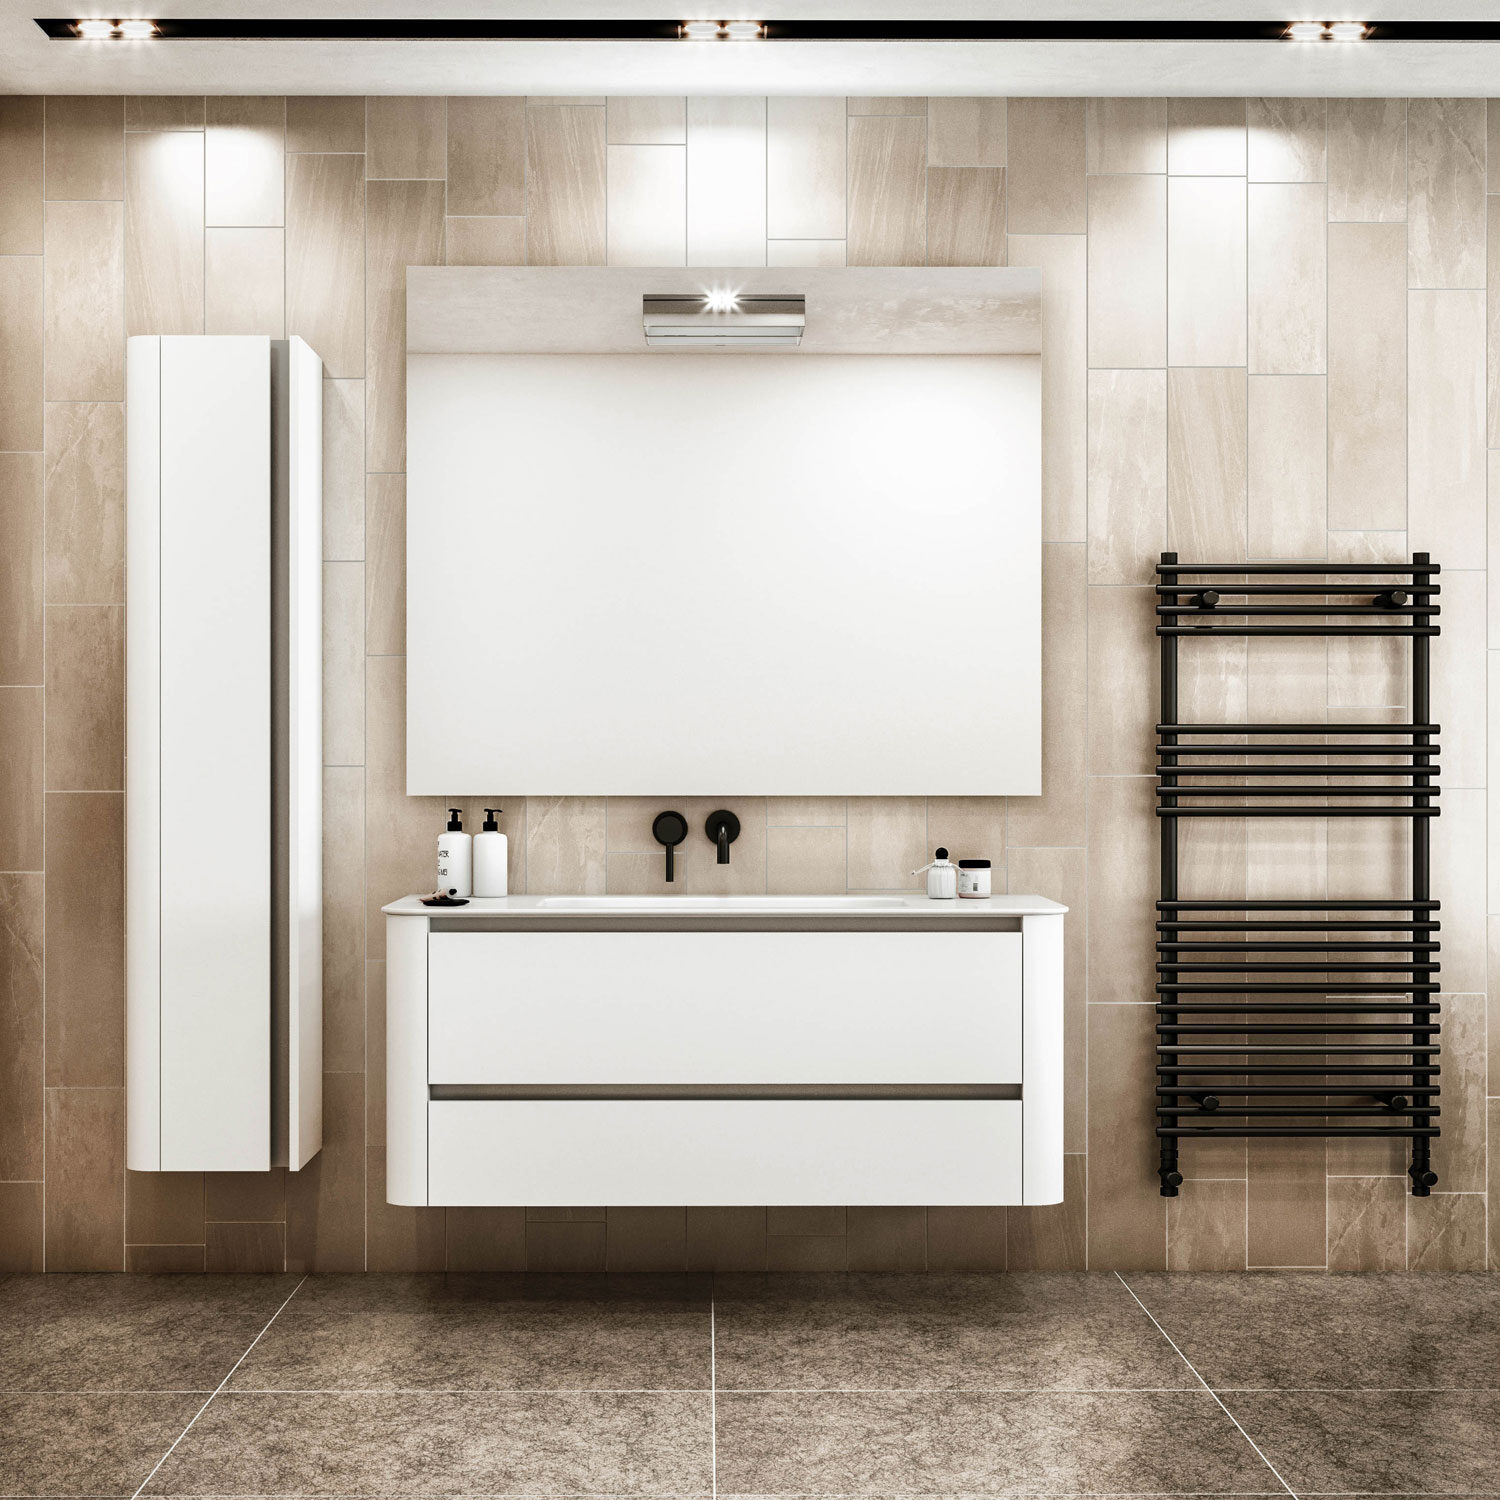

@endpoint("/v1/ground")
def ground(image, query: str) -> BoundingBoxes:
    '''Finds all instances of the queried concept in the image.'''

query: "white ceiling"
[4,0,1500,96]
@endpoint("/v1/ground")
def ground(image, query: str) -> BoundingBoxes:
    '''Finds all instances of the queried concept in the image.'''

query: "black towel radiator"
[1156,553,1441,1198]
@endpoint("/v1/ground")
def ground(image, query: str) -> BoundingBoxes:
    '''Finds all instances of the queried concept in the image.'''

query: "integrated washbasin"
[535,894,908,912]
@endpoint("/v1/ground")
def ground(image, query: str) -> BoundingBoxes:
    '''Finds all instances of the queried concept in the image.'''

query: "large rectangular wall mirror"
[405,266,1041,796]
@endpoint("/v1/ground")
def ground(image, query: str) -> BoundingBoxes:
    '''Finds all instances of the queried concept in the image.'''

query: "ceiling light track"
[37,16,1500,43]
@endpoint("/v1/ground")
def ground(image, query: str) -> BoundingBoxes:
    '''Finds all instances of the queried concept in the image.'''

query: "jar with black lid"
[956,858,991,898]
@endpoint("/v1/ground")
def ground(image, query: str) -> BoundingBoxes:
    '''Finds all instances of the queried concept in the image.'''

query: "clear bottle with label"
[473,807,509,898]
[436,807,472,897]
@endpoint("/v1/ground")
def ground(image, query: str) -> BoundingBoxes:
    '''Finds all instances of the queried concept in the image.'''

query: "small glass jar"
[957,858,992,898]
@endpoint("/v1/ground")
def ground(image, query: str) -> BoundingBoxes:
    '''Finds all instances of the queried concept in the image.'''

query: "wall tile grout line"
[126,1274,308,1499]
[709,1290,718,1497]
[1114,1272,1298,1499]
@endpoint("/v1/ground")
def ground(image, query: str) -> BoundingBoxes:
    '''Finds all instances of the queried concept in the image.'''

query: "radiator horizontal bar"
[1157,604,1434,616]
[1159,807,1438,818]
[1158,942,1438,951]
[1157,1002,1440,1013]
[1161,745,1438,755]
[1158,962,1436,972]
[1159,1045,1439,1054]
[427,1083,1024,1101]
[1157,1024,1439,1034]
[1158,900,1439,909]
[1156,563,1439,575]
[1157,583,1440,595]
[1159,982,1439,993]
[1158,724,1436,735]
[1157,1084,1439,1095]
[1159,625,1438,636]
[1159,923,1439,932]
[1158,1106,1439,1116]
[1159,786,1438,797]
[1159,1126,1439,1137]
[1157,1065,1439,1075]
[1157,766,1440,777]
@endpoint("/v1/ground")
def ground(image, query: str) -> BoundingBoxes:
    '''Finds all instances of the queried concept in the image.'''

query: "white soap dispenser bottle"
[437,807,472,898]
[913,847,958,900]
[473,807,509,899]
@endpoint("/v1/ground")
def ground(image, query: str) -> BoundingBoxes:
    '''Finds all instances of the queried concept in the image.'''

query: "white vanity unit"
[384,894,1066,1207]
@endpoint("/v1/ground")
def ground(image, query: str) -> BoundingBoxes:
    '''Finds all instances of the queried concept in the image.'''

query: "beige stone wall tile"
[1086,587,1156,775]
[1087,1004,1166,1267]
[205,96,284,227]
[204,227,284,336]
[606,144,686,266]
[1248,1136,1327,1267]
[1247,98,1325,183]
[848,98,925,116]
[606,97,685,145]
[44,403,122,608]
[1086,174,1165,369]
[0,687,42,870]
[1407,98,1486,290]
[322,379,364,560]
[1327,221,1405,530]
[926,1205,1008,1271]
[525,1219,606,1272]
[526,105,606,266]
[1167,98,1246,175]
[525,796,607,895]
[847,114,926,266]
[1007,98,1085,233]
[767,97,845,241]
[44,200,124,402]
[286,97,365,154]
[44,96,123,200]
[365,179,444,472]
[1248,182,1326,375]
[926,797,1005,866]
[686,97,766,266]
[0,97,44,255]
[323,561,365,765]
[285,1070,366,1271]
[766,238,845,267]
[606,1207,686,1271]
[1010,234,1085,543]
[322,767,365,1074]
[927,97,1006,167]
[767,797,845,826]
[447,97,525,216]
[286,153,366,379]
[445,215,525,266]
[846,796,926,889]
[1,1185,43,1270]
[1490,198,1500,448]
[1086,776,1156,1006]
[1327,99,1405,222]
[1167,177,1247,366]
[0,873,43,1180]
[1327,1176,1406,1270]
[1085,98,1165,175]
[445,1208,527,1272]
[125,130,204,337]
[126,97,205,132]
[926,166,1004,267]
[1007,1155,1087,1269]
[1407,1192,1487,1270]
[0,256,43,451]
[1408,289,1486,563]
[1086,368,1166,586]
[0,453,43,686]
[1167,367,1247,562]
[1432,568,1484,790]
[366,96,446,180]
[43,1087,123,1271]
[766,825,846,895]
[1433,993,1486,1194]
[363,473,404,654]
[1247,375,1327,559]
[765,1234,847,1271]
[1168,1179,1247,1269]
[846,1206,927,1271]
[1008,544,1087,848]
[44,605,122,791]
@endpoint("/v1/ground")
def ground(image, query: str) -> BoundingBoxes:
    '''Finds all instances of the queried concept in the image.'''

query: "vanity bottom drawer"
[427,1099,1024,1206]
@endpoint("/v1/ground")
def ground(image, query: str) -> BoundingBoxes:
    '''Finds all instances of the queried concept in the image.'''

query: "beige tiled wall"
[0,93,1494,1273]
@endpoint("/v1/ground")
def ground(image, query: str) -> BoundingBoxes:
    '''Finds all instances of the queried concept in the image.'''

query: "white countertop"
[383,892,1067,918]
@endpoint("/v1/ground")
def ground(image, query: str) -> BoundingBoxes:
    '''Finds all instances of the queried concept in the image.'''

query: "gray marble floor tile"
[715,1389,1276,1494]
[0,1274,301,1391]
[0,1392,200,1496]
[228,1306,709,1390]
[1222,1390,1500,1493]
[1123,1271,1500,1389]
[143,1390,712,1495]
[712,1273,1191,1390]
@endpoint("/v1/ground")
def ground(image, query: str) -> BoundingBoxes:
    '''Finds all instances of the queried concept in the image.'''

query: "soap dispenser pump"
[473,807,509,899]
[913,847,958,900]
[437,808,472,898]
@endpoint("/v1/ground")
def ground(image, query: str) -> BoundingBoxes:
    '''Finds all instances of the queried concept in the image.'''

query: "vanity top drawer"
[427,929,1022,1086]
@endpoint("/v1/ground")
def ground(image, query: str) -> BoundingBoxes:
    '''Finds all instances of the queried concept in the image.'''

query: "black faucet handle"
[652,810,688,882]
[705,809,740,866]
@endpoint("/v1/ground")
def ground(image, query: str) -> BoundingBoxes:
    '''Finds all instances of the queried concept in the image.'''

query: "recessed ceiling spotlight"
[680,19,722,39]
[1285,20,1329,39]
[722,20,765,40]
[115,18,158,37]
[73,17,116,37]
[1328,20,1370,40]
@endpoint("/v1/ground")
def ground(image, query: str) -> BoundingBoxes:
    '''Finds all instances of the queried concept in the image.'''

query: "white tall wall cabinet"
[126,336,324,1173]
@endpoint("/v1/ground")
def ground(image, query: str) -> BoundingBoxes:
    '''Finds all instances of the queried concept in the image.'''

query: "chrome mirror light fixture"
[1284,20,1370,40]
[679,19,765,40]
[73,15,156,36]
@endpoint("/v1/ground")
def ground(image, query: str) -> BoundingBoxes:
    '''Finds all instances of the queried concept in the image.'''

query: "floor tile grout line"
[1114,1273,1299,1500]
[127,1275,310,1500]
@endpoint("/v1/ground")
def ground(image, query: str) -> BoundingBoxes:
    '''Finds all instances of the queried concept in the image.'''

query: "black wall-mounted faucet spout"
[705,809,740,865]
